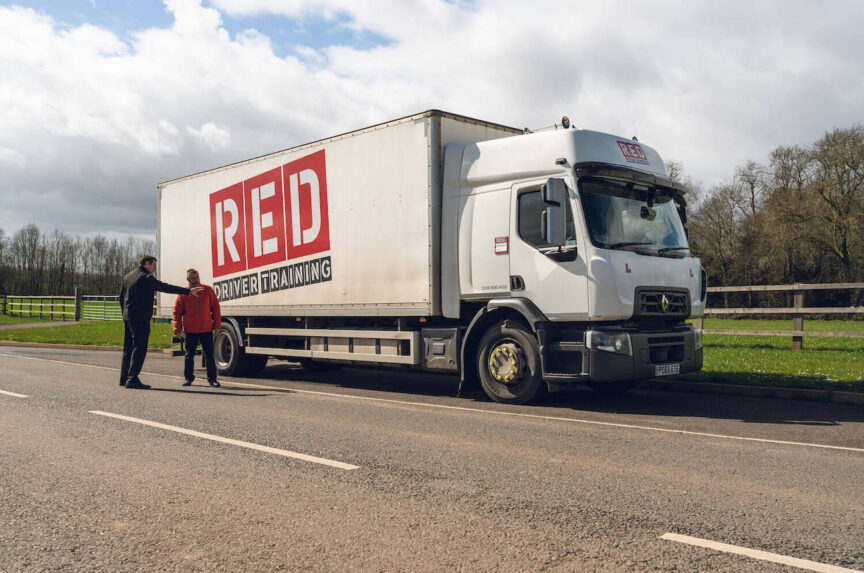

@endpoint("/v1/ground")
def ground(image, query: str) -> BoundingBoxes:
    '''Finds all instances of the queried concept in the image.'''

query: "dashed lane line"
[661,533,863,573]
[0,388,29,398]
[3,352,864,454]
[89,410,359,470]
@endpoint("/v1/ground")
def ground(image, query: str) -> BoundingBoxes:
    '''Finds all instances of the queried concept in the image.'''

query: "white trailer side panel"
[158,117,434,317]
[157,112,520,318]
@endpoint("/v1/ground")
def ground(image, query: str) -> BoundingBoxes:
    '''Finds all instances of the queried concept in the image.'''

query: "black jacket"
[119,266,190,322]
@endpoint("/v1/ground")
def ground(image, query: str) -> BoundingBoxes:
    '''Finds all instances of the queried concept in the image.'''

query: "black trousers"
[120,320,151,384]
[184,331,217,383]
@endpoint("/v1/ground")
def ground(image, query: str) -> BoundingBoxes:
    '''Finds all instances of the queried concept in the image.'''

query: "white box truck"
[157,110,704,404]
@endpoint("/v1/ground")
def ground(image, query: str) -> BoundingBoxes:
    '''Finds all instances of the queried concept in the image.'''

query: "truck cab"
[447,127,704,403]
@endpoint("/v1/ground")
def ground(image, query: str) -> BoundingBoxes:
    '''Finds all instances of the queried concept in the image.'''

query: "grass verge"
[0,314,51,325]
[675,319,864,392]
[0,320,174,349]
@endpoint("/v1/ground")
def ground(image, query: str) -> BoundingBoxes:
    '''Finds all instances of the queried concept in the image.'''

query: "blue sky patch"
[10,0,392,57]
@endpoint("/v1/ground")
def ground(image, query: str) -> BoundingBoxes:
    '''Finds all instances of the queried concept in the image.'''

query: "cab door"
[509,178,590,320]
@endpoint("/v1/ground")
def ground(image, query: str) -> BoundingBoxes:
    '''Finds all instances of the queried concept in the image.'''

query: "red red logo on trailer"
[210,183,247,277]
[617,141,648,161]
[210,150,331,278]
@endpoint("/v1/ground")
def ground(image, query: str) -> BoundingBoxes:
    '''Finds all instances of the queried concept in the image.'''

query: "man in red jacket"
[173,268,222,387]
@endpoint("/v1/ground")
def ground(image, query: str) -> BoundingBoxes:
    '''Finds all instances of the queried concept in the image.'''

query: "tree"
[0,227,9,295]
[735,160,767,218]
[10,224,45,295]
[666,159,703,205]
[809,125,864,282]
[689,184,739,286]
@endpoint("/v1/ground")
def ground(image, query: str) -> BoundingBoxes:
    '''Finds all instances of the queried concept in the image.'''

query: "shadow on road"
[148,387,271,397]
[249,363,864,426]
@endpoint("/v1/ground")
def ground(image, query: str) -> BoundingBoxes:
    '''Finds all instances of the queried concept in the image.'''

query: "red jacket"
[173,284,221,334]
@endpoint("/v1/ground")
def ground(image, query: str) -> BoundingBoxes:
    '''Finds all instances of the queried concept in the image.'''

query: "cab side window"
[518,189,576,248]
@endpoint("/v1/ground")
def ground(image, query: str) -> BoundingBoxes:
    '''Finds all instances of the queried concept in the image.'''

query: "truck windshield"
[578,177,689,256]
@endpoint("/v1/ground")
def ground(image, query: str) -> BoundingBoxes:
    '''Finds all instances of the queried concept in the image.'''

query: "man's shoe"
[125,380,151,390]
[182,380,193,386]
[208,380,221,388]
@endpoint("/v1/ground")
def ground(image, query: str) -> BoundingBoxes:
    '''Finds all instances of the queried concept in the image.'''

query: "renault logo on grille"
[661,294,670,312]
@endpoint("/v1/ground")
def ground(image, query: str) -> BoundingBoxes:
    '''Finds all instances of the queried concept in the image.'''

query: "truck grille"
[647,333,686,364]
[636,289,689,318]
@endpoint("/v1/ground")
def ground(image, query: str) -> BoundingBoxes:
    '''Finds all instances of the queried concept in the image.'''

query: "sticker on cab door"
[494,236,509,254]
[617,141,649,165]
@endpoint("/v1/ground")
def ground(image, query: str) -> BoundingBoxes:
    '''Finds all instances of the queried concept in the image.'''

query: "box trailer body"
[158,110,704,404]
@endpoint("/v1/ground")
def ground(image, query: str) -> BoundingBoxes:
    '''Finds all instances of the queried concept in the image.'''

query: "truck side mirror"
[540,178,567,246]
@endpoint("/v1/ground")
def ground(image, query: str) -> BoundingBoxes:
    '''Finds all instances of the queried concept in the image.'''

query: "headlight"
[586,331,632,356]
[694,328,703,351]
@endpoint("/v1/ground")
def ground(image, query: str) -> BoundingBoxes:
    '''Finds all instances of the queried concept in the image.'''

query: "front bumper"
[588,327,702,384]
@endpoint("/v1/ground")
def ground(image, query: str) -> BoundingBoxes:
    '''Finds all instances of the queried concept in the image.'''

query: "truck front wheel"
[477,321,544,405]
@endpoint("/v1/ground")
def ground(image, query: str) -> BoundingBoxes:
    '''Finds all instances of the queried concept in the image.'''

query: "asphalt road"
[1,347,862,572]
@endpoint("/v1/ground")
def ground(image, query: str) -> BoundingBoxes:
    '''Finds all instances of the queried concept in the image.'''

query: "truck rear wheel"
[214,323,243,376]
[477,321,544,405]
[214,323,269,377]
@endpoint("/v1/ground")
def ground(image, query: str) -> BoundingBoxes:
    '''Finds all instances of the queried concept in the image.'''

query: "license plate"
[655,363,680,376]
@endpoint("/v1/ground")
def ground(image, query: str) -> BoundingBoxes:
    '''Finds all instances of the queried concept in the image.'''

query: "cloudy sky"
[1,0,862,239]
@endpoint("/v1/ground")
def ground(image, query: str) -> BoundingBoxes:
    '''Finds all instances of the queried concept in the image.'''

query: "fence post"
[74,288,82,322]
[694,317,704,329]
[792,289,804,351]
[0,295,5,315]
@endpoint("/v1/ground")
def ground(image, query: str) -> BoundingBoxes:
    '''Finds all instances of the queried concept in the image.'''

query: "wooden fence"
[695,282,864,350]
[1,292,153,322]
[1,293,78,321]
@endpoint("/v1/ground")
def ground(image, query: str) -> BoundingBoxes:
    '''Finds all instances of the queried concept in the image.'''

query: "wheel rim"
[486,340,526,386]
[214,330,234,369]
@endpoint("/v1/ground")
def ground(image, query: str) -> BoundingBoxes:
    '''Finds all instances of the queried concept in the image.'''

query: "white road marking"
[661,533,863,573]
[0,388,29,398]
[2,352,864,454]
[89,410,359,470]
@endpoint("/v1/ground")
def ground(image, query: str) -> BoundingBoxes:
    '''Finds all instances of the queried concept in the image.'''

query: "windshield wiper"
[657,246,690,255]
[609,242,653,249]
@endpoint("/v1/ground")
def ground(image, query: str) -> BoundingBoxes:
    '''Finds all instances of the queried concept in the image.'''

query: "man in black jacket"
[119,255,203,389]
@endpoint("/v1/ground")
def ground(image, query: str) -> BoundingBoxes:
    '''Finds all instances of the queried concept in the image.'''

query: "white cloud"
[0,146,26,167]
[186,122,231,150]
[0,0,862,239]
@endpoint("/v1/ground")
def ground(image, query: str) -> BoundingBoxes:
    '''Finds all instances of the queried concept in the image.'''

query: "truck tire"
[214,323,243,376]
[214,323,269,377]
[477,320,544,405]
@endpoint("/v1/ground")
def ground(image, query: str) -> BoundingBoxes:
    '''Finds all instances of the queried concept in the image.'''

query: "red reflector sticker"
[495,236,509,254]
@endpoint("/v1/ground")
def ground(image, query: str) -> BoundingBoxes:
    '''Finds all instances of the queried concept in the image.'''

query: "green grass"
[678,318,864,391]
[0,320,174,348]
[0,314,49,325]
